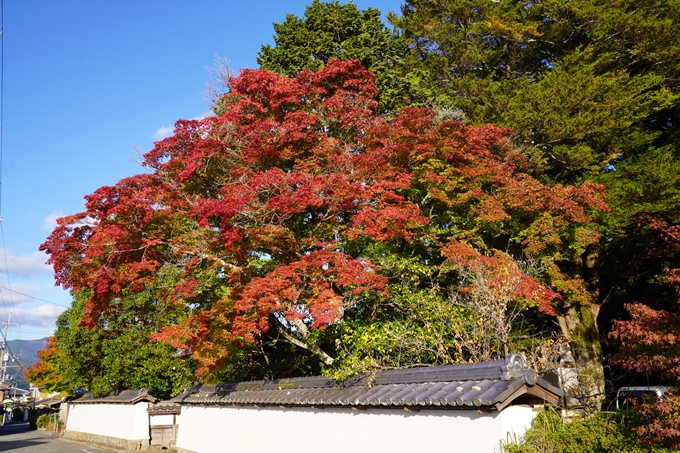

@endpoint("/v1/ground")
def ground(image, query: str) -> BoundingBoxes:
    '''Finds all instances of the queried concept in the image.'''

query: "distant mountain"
[7,338,47,365]
[3,338,48,390]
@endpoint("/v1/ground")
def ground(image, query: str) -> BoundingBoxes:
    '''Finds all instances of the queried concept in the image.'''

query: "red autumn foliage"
[610,218,680,381]
[632,393,680,450]
[443,240,561,316]
[610,216,680,448]
[41,60,606,375]
[610,302,680,380]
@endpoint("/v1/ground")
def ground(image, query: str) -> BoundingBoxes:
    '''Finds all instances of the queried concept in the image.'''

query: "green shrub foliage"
[35,414,49,429]
[502,408,674,453]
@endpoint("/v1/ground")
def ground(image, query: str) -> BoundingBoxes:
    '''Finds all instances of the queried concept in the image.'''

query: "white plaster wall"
[499,405,536,448]
[59,403,70,423]
[176,405,533,453]
[150,414,175,426]
[65,403,150,441]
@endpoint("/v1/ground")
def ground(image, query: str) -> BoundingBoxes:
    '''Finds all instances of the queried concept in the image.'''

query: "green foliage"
[328,251,564,379]
[26,268,197,399]
[597,146,680,308]
[36,414,49,429]
[65,288,195,398]
[328,283,468,379]
[386,0,680,407]
[502,408,673,453]
[391,0,679,183]
[257,0,413,114]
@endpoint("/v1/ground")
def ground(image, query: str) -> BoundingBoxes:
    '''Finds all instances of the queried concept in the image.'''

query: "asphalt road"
[0,422,112,453]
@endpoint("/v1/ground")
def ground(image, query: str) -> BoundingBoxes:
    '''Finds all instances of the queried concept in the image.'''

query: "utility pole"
[0,314,10,383]
[0,314,18,383]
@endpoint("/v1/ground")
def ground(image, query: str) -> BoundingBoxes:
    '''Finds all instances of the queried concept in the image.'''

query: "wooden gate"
[148,402,181,448]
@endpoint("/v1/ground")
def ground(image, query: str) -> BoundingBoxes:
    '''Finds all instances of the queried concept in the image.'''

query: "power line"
[0,283,71,308]
[0,314,18,381]
[0,6,23,332]
[0,223,19,323]
[7,329,53,335]
[0,1,66,344]
[0,0,14,327]
[0,0,4,216]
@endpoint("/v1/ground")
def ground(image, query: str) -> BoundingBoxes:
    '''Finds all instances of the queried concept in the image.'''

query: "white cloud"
[193,112,213,121]
[0,249,52,276]
[72,215,98,228]
[11,304,66,328]
[153,125,175,141]
[42,210,65,232]
[0,283,41,304]
[153,112,213,141]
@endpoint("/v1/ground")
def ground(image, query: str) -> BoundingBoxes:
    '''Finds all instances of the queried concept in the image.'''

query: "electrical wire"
[0,4,22,379]
[0,284,70,308]
[0,0,9,321]
[7,329,52,335]
[0,276,9,318]
[0,2,66,351]
[0,224,19,324]
[1,340,28,380]
[0,0,4,216]
[0,0,23,334]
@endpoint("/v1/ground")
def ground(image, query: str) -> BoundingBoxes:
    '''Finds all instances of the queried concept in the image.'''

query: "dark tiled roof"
[173,355,562,411]
[147,400,182,415]
[34,397,65,408]
[72,388,158,405]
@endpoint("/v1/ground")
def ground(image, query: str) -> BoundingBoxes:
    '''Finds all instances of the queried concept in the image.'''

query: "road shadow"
[0,422,52,451]
[0,438,50,451]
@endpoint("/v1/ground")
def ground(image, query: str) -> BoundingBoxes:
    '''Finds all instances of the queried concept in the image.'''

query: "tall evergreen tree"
[388,0,680,406]
[257,0,414,114]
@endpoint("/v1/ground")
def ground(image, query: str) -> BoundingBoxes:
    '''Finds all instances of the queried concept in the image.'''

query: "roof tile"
[172,355,562,411]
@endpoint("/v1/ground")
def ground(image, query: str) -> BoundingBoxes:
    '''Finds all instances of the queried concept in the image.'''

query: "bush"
[631,393,680,450]
[502,407,675,453]
[36,414,49,429]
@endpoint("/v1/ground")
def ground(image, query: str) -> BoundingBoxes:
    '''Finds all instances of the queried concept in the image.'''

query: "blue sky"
[0,0,403,341]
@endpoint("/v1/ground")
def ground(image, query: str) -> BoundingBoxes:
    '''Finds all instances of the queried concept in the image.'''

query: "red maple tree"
[42,60,607,376]
[610,217,680,449]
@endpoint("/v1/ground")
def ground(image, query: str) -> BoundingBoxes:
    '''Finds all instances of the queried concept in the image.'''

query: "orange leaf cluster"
[443,240,560,316]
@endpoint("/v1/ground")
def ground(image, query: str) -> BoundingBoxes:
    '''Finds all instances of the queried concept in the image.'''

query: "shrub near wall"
[502,408,673,453]
[36,414,49,429]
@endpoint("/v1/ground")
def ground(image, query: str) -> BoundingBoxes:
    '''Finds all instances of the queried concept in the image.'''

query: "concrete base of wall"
[64,430,150,451]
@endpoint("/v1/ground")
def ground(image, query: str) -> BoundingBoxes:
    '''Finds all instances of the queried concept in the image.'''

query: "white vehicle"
[615,386,674,410]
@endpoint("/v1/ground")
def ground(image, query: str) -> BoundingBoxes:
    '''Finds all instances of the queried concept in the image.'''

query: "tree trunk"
[557,302,604,410]
[557,244,605,410]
